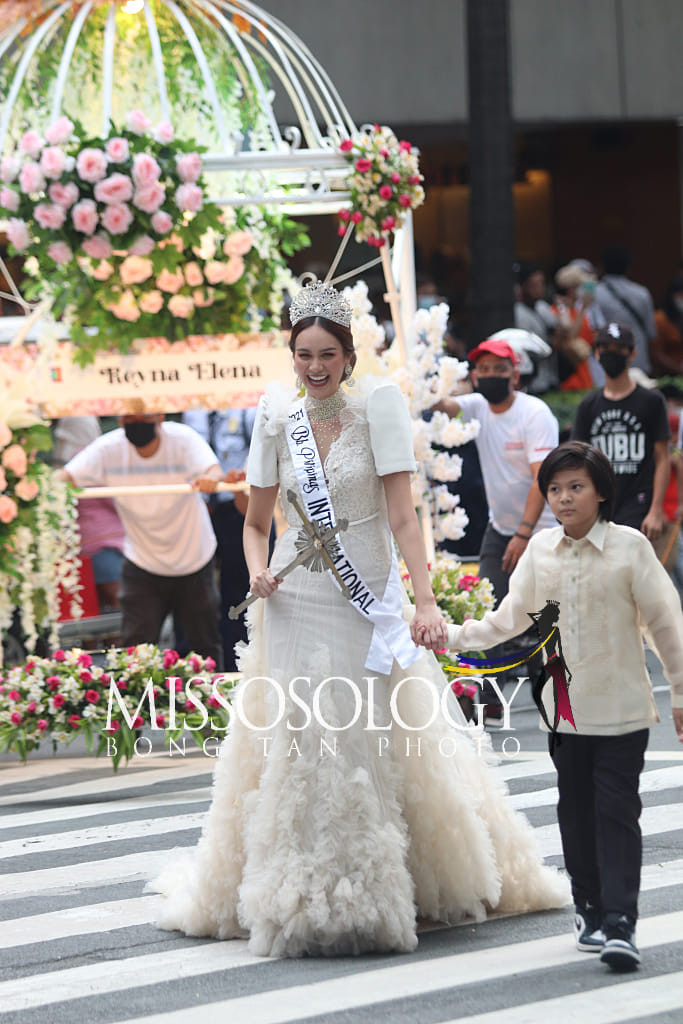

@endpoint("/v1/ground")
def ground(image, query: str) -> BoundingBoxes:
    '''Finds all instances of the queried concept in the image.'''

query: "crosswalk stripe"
[0,850,170,898]
[0,787,211,832]
[439,971,683,1023]
[533,801,683,857]
[0,895,159,949]
[510,763,683,810]
[0,811,205,859]
[101,911,683,1024]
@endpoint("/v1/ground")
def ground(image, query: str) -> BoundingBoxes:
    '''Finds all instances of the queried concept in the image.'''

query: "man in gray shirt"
[594,243,655,374]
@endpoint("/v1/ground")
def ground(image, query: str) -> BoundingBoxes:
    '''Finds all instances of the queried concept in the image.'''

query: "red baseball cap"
[468,339,519,366]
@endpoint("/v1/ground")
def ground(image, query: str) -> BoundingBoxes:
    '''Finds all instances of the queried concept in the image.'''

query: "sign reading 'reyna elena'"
[29,336,294,415]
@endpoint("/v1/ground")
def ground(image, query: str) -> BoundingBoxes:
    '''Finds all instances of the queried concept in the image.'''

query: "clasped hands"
[410,603,448,652]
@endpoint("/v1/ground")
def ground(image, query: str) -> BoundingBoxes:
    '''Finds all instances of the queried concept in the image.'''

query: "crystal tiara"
[289,281,352,329]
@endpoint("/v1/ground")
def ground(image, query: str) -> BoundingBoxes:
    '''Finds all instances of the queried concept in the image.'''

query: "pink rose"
[10,711,22,725]
[398,194,412,208]
[223,256,244,284]
[340,138,354,153]
[350,210,363,224]
[151,210,173,234]
[156,267,184,294]
[381,216,396,231]
[53,649,66,662]
[205,657,216,671]
[94,173,133,204]
[82,232,112,259]
[85,689,100,703]
[14,477,39,501]
[154,121,175,144]
[52,692,65,709]
[106,720,121,733]
[223,230,253,256]
[8,689,21,701]
[0,187,19,212]
[132,152,161,187]
[19,161,45,194]
[37,719,49,732]
[48,240,74,264]
[27,700,37,713]
[184,261,203,287]
[78,652,92,668]
[176,152,202,182]
[185,700,196,712]
[1,156,20,182]
[132,715,144,729]
[49,181,79,209]
[155,713,166,727]
[19,130,43,158]
[120,255,153,284]
[379,184,393,200]
[7,218,31,251]
[91,260,114,281]
[126,109,153,135]
[399,140,412,152]
[168,294,194,318]
[175,183,203,212]
[105,137,130,163]
[2,444,28,476]
[45,116,74,145]
[355,157,372,173]
[139,290,164,314]
[40,147,66,180]
[391,172,401,184]
[72,199,99,235]
[108,290,140,322]
[68,715,81,728]
[133,183,165,214]
[165,677,183,691]
[101,203,133,235]
[76,148,108,183]
[34,203,66,230]
[80,671,92,683]
[204,260,228,286]
[192,287,215,308]
[163,649,179,668]
[129,234,155,256]
[409,174,421,185]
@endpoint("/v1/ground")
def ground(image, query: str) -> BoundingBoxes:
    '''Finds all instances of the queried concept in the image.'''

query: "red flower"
[391,172,401,184]
[37,719,49,732]
[350,211,363,224]
[46,676,61,691]
[10,711,22,725]
[127,646,136,656]
[79,670,93,683]
[379,148,389,159]
[27,701,36,713]
[52,693,65,708]
[25,660,35,672]
[185,700,196,712]
[8,689,21,701]
[155,714,166,727]
[106,720,121,733]
[166,677,183,692]
[53,649,66,662]
[339,138,354,152]
[85,689,100,703]
[355,157,372,173]
[409,174,421,185]
[77,653,93,668]
[132,715,144,729]
[100,673,110,685]
[399,140,412,152]
[205,657,216,672]
[163,649,179,669]
[381,216,396,232]
[117,681,127,691]
[68,714,81,728]
[207,695,221,708]
[379,184,393,200]
[398,194,412,208]
[338,208,350,221]
[190,656,202,673]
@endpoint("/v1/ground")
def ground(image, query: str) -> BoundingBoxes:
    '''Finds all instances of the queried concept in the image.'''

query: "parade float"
[0,0,487,763]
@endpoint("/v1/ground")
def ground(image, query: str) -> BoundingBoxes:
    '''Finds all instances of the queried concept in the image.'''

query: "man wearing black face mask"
[436,339,559,718]
[572,323,670,537]
[61,411,224,668]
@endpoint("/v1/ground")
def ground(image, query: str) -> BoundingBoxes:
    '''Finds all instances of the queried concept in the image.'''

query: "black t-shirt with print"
[571,385,670,528]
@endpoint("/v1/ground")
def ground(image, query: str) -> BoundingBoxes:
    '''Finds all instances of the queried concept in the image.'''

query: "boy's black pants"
[550,728,648,922]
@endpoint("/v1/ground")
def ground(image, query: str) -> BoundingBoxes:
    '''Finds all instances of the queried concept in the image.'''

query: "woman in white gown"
[152,282,569,957]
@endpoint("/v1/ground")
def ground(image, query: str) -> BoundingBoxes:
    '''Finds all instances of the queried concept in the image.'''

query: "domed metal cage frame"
[0,0,416,349]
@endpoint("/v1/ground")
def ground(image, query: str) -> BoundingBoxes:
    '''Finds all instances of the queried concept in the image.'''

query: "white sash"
[285,397,421,674]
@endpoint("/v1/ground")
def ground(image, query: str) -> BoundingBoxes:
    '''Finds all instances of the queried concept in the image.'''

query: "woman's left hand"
[411,603,448,651]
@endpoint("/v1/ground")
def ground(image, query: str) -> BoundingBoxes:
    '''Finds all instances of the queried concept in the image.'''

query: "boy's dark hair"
[601,242,631,276]
[537,441,616,521]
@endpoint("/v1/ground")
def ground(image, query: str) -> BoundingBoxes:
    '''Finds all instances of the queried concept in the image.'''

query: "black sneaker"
[600,913,640,971]
[574,904,604,952]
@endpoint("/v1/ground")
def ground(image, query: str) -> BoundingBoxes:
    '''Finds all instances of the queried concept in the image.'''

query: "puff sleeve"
[245,396,279,487]
[367,382,417,476]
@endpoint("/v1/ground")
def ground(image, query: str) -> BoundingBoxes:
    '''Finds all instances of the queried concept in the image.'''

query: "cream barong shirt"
[448,519,683,735]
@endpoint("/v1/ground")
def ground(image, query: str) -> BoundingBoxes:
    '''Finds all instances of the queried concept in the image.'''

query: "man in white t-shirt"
[63,413,224,667]
[437,338,559,716]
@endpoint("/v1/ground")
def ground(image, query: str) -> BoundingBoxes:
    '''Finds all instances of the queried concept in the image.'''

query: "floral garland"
[0,111,308,365]
[338,125,424,246]
[0,354,80,656]
[0,644,234,771]
[343,283,479,543]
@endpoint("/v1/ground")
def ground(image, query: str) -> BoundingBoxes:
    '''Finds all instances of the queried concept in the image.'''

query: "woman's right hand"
[249,568,282,599]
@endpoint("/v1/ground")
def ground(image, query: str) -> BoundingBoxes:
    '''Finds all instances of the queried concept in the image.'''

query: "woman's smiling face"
[293,325,350,399]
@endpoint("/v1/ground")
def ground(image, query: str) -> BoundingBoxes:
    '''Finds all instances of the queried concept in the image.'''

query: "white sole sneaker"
[600,937,641,971]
